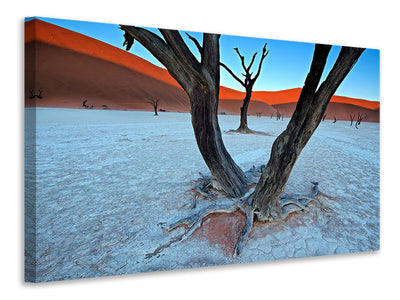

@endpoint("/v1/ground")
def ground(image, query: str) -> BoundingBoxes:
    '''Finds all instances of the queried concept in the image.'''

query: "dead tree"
[247,46,364,225]
[82,99,88,108]
[37,88,43,99]
[355,113,366,129]
[276,110,281,120]
[220,43,268,133]
[322,113,327,122]
[121,26,364,256]
[29,88,43,99]
[350,113,355,126]
[333,116,337,123]
[121,25,248,197]
[164,45,364,256]
[146,96,160,116]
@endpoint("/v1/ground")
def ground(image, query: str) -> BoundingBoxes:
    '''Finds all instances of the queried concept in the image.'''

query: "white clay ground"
[25,108,380,282]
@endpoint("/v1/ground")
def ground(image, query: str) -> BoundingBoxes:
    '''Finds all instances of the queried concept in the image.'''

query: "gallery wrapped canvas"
[25,17,380,282]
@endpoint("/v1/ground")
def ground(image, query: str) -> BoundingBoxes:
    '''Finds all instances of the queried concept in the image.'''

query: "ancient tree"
[220,44,269,133]
[247,45,365,224]
[121,25,248,197]
[166,44,364,256]
[146,96,160,116]
[120,26,364,256]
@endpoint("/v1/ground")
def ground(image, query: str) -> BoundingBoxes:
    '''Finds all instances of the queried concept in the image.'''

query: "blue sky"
[27,17,380,101]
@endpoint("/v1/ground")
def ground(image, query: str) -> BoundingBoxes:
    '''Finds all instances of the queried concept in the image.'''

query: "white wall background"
[2,0,398,299]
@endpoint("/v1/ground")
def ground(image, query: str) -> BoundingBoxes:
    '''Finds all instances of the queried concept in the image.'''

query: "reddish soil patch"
[192,211,246,256]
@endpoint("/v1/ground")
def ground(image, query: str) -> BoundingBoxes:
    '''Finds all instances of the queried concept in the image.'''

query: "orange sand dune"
[274,102,379,123]
[219,99,276,116]
[252,88,379,110]
[25,19,379,122]
[26,19,181,89]
[25,41,190,111]
[221,87,379,111]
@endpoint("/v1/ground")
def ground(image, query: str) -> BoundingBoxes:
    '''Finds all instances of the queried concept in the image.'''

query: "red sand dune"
[25,19,379,122]
[274,102,379,122]
[222,87,380,111]
[25,19,181,89]
[219,99,276,116]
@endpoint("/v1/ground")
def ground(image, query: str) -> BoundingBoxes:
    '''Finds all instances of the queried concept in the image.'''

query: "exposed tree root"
[145,202,240,259]
[146,172,333,259]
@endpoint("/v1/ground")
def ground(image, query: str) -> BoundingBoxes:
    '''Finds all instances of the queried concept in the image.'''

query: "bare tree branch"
[120,25,193,91]
[185,32,203,56]
[234,47,247,71]
[246,52,258,72]
[159,29,201,71]
[220,62,245,87]
[252,43,269,82]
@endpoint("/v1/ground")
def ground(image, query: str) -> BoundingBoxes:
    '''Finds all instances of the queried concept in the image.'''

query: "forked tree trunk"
[121,26,247,197]
[250,45,365,221]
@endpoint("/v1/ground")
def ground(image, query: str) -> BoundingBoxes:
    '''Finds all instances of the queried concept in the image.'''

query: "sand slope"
[25,41,190,112]
[274,102,380,122]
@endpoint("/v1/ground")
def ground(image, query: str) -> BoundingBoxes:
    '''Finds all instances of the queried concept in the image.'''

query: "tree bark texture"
[120,25,247,197]
[250,45,365,221]
[237,89,252,132]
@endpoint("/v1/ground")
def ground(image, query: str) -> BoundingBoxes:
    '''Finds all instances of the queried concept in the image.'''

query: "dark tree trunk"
[249,45,365,221]
[237,89,252,132]
[189,82,248,196]
[350,114,355,126]
[121,26,247,197]
[220,44,268,133]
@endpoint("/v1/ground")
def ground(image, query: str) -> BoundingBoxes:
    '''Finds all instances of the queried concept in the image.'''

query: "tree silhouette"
[146,96,160,115]
[220,44,268,133]
[29,88,43,99]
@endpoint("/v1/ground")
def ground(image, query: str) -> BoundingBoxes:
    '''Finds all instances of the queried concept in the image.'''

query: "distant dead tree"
[276,110,281,120]
[82,99,88,108]
[333,116,337,123]
[322,114,327,122]
[355,113,367,129]
[220,43,269,133]
[350,114,355,126]
[37,88,43,99]
[270,113,273,119]
[29,88,43,99]
[256,112,262,118]
[146,96,160,116]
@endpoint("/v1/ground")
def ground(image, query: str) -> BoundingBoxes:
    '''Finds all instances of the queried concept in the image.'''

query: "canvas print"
[24,17,380,282]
